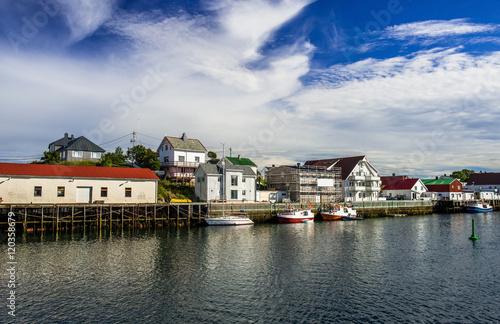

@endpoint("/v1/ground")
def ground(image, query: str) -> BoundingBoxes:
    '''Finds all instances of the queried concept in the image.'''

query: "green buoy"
[469,218,478,241]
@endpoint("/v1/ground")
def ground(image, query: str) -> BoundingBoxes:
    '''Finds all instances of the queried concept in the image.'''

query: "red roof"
[382,178,419,191]
[304,156,365,180]
[467,172,500,186]
[0,163,159,180]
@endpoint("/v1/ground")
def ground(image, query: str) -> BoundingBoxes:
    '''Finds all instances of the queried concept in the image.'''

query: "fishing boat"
[204,145,254,226]
[277,203,315,224]
[463,201,493,213]
[320,206,358,221]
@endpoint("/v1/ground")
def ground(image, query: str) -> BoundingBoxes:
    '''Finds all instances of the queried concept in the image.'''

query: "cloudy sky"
[1,0,500,177]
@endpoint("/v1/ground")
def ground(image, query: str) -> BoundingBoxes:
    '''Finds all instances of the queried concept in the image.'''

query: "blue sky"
[1,0,500,177]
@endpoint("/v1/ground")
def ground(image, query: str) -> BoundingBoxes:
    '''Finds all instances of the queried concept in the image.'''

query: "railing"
[162,161,200,168]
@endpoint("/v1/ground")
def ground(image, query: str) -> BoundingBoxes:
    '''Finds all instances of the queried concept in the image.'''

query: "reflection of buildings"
[266,164,342,203]
[158,133,207,185]
[304,156,381,202]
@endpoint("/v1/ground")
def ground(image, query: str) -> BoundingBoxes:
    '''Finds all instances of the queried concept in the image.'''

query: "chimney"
[181,133,186,141]
[64,132,68,139]
[297,162,301,168]
[70,134,74,140]
[272,164,275,168]
[238,155,241,159]
[392,173,395,176]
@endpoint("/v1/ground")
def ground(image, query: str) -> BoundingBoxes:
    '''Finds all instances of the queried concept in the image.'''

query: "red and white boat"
[278,205,315,224]
[320,206,357,221]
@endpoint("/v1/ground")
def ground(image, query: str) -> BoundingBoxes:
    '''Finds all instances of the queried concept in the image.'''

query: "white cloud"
[385,18,499,40]
[59,0,117,45]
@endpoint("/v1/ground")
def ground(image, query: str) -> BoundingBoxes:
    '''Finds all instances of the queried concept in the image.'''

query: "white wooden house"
[157,133,207,184]
[194,157,256,202]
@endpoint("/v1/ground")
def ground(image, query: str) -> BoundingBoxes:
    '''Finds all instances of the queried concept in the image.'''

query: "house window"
[242,177,246,183]
[91,152,101,159]
[101,187,108,197]
[62,151,66,159]
[231,175,238,186]
[231,190,238,199]
[164,157,168,162]
[34,186,42,197]
[72,151,83,158]
[57,186,65,197]
[125,188,132,197]
[179,156,185,162]
[242,190,246,196]
[195,156,200,162]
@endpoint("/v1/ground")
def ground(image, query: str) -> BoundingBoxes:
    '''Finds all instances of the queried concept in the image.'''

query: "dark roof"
[383,178,419,191]
[50,134,105,153]
[225,157,257,167]
[197,162,256,176]
[0,163,158,180]
[304,156,365,180]
[162,134,206,152]
[467,173,500,186]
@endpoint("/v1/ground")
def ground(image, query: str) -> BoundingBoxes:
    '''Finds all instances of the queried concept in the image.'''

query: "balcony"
[348,186,366,192]
[162,161,200,168]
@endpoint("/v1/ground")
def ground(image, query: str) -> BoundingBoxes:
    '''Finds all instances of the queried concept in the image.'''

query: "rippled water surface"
[3,213,500,323]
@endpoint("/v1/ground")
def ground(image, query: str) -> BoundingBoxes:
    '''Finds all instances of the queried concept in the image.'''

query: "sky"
[1,0,500,177]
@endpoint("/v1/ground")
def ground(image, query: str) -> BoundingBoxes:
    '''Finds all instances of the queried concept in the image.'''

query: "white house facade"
[0,163,158,204]
[194,158,256,202]
[381,178,428,200]
[158,133,207,184]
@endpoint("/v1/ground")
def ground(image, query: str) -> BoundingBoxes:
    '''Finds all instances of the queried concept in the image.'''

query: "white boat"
[205,214,254,226]
[278,205,315,224]
[464,201,493,213]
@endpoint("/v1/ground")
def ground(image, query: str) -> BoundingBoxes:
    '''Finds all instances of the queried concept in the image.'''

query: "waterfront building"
[465,172,500,199]
[194,157,257,202]
[266,164,342,203]
[256,190,288,203]
[0,163,158,204]
[421,178,463,200]
[304,156,381,202]
[157,133,207,185]
[381,178,428,200]
[48,132,105,162]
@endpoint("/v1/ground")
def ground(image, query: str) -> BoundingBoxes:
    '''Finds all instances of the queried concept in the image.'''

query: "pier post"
[56,206,59,232]
[41,206,44,232]
[121,206,124,229]
[71,206,74,230]
[23,208,27,233]
[176,205,180,226]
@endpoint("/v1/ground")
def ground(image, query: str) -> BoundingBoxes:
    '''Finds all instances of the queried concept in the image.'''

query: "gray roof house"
[194,157,256,202]
[48,133,106,162]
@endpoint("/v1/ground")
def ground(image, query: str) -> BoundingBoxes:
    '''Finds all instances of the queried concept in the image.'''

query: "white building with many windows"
[194,157,256,202]
[304,156,381,202]
[157,133,207,184]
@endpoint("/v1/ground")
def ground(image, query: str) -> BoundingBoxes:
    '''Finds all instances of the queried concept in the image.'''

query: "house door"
[76,187,92,203]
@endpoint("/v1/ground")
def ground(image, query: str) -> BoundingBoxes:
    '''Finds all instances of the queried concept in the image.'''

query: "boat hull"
[320,213,342,221]
[278,215,315,223]
[205,216,254,226]
[464,206,493,213]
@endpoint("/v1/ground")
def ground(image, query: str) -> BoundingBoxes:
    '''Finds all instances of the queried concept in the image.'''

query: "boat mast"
[222,143,225,217]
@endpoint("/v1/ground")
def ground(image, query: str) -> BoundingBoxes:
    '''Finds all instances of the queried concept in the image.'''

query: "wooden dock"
[0,203,209,232]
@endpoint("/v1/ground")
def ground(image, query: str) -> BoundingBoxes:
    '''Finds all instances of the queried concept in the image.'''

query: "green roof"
[225,156,257,167]
[422,179,457,185]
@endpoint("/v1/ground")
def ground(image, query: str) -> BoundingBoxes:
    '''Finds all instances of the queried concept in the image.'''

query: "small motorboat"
[278,204,315,224]
[463,201,493,213]
[320,206,358,221]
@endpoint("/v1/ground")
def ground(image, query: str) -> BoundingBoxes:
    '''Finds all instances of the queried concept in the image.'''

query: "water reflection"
[3,213,500,323]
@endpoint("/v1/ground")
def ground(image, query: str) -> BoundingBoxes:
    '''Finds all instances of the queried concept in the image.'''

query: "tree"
[207,151,219,164]
[450,169,475,182]
[100,147,127,167]
[40,151,60,164]
[127,145,160,170]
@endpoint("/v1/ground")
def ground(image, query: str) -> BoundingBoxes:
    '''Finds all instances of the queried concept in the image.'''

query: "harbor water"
[2,212,500,323]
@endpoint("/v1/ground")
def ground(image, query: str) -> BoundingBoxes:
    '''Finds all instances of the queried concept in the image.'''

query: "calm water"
[2,213,500,323]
